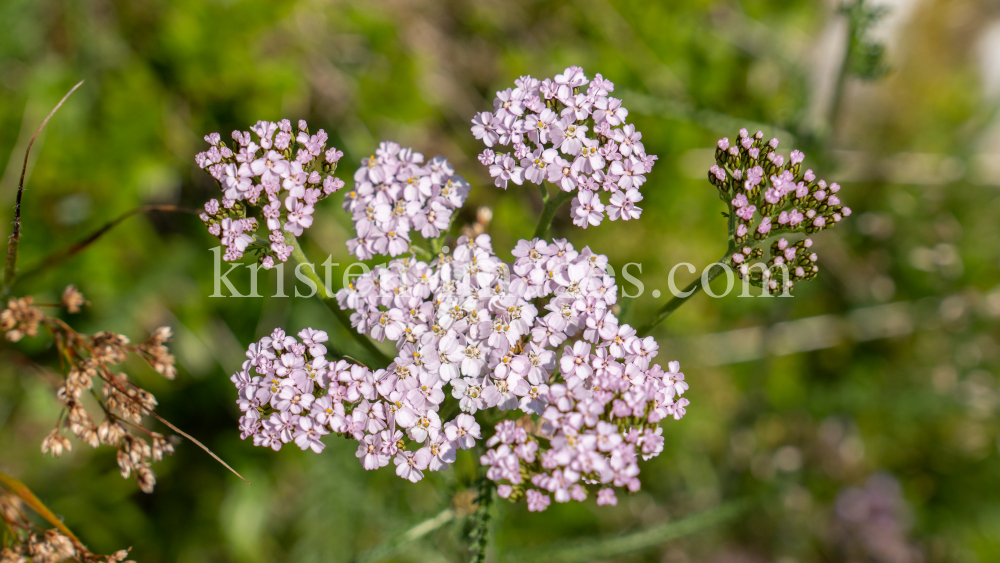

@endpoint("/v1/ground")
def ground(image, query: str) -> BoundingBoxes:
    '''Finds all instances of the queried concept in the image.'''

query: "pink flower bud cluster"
[345,142,470,259]
[707,129,852,292]
[470,67,658,229]
[195,119,346,267]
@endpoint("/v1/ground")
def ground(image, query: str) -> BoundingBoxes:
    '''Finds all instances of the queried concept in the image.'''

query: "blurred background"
[1,0,999,561]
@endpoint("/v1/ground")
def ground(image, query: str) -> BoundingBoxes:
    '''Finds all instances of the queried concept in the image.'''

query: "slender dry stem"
[3,81,84,297]
[16,204,200,285]
[99,372,251,485]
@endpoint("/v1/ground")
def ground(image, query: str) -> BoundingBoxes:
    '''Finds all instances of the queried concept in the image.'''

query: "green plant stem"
[828,10,856,137]
[355,507,456,563]
[830,0,886,138]
[636,199,738,336]
[467,478,496,563]
[637,248,733,337]
[409,243,433,261]
[537,180,549,202]
[532,188,575,240]
[508,500,749,563]
[285,234,392,366]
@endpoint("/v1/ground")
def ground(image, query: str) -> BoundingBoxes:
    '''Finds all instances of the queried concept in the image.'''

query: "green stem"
[537,180,550,203]
[355,507,456,563]
[285,234,392,367]
[430,209,462,255]
[636,248,733,337]
[637,196,740,336]
[508,500,750,563]
[828,1,862,137]
[408,243,433,262]
[532,187,575,240]
[467,478,496,563]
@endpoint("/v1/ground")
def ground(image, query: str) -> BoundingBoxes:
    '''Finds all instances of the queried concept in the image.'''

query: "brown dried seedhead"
[1,286,178,493]
[0,489,134,563]
[0,296,44,342]
[61,285,87,313]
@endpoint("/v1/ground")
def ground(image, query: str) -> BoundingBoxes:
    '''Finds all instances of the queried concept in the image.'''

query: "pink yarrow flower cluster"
[470,67,657,229]
[195,119,346,267]
[333,234,684,508]
[230,234,688,507]
[708,129,852,293]
[222,126,691,511]
[232,328,337,452]
[234,328,451,481]
[345,142,469,259]
[483,358,686,510]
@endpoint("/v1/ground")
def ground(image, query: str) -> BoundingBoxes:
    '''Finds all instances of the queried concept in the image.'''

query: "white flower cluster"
[195,119,345,267]
[345,142,470,259]
[471,66,658,229]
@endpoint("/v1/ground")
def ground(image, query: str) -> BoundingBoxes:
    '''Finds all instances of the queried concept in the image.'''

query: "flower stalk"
[637,248,733,337]
[467,478,496,563]
[285,233,392,367]
[532,188,576,239]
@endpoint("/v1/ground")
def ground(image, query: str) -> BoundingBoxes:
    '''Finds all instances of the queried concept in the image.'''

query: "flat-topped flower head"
[707,129,851,293]
[232,233,688,511]
[344,142,469,259]
[195,119,344,268]
[215,133,692,513]
[471,67,657,229]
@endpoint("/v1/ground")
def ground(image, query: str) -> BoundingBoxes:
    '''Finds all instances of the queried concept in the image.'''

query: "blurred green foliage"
[1,0,999,561]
